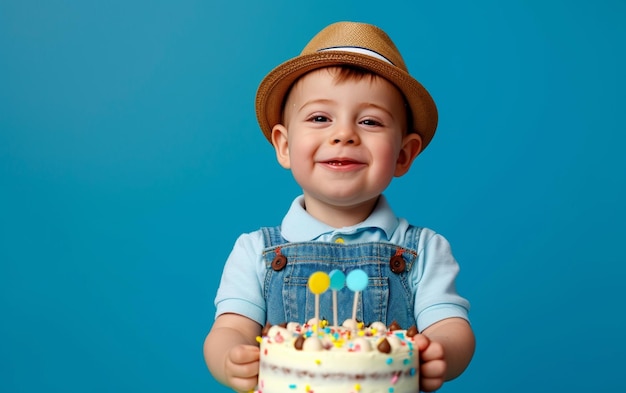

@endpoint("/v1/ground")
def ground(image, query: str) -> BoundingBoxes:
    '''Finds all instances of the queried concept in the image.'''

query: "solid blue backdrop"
[1,0,625,392]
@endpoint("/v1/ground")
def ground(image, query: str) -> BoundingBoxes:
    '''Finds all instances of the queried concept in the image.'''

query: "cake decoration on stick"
[328,270,346,327]
[346,269,368,324]
[307,271,330,331]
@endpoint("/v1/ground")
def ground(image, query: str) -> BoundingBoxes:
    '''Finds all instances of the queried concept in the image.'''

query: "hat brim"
[255,50,438,150]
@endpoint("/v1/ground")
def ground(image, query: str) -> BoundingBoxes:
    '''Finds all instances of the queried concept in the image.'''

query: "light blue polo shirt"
[214,195,470,331]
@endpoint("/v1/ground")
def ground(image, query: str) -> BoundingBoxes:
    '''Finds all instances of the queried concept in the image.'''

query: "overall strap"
[261,226,288,248]
[404,225,423,252]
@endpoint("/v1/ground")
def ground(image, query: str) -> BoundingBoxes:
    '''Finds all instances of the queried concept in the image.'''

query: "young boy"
[204,21,475,392]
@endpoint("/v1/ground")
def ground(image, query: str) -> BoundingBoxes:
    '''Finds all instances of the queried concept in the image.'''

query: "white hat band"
[317,46,394,65]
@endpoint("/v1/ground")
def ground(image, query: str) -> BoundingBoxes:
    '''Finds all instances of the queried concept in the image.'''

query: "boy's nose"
[330,124,359,145]
[332,137,355,144]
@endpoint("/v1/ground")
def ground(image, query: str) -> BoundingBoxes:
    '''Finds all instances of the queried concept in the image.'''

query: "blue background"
[2,0,625,392]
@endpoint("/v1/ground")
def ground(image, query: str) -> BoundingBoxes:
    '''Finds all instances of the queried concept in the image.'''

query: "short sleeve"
[412,230,470,331]
[214,231,267,326]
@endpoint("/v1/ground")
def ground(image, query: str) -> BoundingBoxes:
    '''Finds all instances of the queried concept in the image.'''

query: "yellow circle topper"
[308,271,330,295]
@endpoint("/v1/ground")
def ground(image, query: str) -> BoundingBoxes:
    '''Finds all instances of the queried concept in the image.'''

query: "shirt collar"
[281,195,399,242]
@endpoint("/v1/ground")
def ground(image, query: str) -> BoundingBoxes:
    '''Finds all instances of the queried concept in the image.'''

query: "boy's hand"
[223,344,260,393]
[204,314,263,392]
[414,333,446,392]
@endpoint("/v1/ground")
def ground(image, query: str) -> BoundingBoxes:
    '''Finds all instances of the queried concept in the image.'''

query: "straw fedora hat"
[255,21,438,150]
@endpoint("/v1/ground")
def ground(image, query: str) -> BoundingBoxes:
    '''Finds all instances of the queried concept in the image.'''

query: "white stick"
[332,290,338,327]
[315,294,320,330]
[351,291,359,322]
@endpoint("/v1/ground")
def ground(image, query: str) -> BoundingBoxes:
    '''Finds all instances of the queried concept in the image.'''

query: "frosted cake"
[256,319,419,393]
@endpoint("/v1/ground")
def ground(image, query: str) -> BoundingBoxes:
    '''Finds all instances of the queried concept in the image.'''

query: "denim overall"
[261,225,422,329]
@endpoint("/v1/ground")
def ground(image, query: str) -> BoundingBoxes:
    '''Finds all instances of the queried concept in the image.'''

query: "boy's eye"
[361,119,382,126]
[310,115,330,122]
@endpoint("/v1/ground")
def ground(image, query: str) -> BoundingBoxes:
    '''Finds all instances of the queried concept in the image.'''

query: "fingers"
[229,376,258,393]
[225,345,260,392]
[413,332,431,351]
[420,374,445,392]
[420,358,446,392]
[416,335,446,392]
[420,338,444,363]
[229,344,260,365]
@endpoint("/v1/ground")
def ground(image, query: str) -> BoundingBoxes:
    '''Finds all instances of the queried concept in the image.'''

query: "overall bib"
[261,225,422,329]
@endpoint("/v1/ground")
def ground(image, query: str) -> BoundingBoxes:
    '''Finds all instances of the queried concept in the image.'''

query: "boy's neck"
[302,195,380,228]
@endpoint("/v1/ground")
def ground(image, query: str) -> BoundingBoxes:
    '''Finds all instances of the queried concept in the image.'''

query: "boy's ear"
[271,124,291,169]
[394,133,422,177]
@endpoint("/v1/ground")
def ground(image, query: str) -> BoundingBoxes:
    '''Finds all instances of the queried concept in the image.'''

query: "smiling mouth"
[327,160,353,166]
[321,159,366,170]
[324,159,363,165]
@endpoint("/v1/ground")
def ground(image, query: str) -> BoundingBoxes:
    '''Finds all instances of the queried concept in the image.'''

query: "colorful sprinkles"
[256,319,419,393]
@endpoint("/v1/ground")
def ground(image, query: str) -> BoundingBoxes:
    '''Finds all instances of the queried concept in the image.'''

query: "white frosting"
[266,325,292,342]
[368,321,387,333]
[257,320,419,393]
[350,337,373,352]
[302,336,324,351]
[386,334,404,351]
[341,318,359,330]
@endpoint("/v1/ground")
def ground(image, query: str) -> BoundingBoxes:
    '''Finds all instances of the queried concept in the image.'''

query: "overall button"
[271,254,287,271]
[334,237,345,244]
[389,255,406,273]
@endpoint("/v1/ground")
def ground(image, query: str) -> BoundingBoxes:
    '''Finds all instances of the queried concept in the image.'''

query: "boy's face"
[271,67,422,218]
